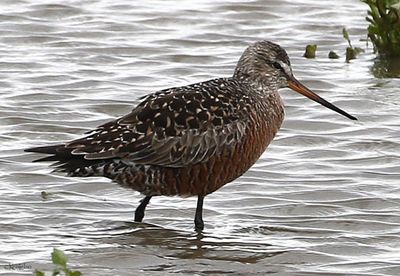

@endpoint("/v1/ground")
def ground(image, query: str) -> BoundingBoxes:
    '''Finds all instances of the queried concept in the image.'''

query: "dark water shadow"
[371,56,400,78]
[82,221,286,265]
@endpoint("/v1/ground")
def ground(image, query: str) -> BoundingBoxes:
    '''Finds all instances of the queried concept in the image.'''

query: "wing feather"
[63,78,252,167]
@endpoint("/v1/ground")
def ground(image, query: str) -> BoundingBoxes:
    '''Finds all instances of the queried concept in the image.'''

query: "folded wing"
[29,78,252,168]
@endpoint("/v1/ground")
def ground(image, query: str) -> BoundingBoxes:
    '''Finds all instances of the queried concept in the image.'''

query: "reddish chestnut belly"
[114,110,284,197]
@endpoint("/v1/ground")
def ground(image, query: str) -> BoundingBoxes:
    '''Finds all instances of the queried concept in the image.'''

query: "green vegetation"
[346,47,357,61]
[41,191,50,199]
[362,0,400,56]
[301,29,364,61]
[342,28,365,61]
[303,44,317,58]
[328,51,340,59]
[35,248,82,276]
[343,27,357,61]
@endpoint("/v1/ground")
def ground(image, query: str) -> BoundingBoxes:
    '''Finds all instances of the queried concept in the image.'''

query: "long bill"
[288,77,357,120]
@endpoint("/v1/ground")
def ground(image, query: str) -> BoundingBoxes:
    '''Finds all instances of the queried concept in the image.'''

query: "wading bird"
[26,41,357,231]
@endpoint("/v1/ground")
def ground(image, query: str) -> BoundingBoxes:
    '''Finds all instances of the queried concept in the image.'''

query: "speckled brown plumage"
[26,40,356,230]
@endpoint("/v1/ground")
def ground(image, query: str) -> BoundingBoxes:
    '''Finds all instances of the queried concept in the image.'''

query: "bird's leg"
[194,195,204,231]
[134,196,152,222]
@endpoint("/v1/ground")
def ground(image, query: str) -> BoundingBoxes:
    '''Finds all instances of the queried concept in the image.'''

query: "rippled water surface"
[1,0,400,275]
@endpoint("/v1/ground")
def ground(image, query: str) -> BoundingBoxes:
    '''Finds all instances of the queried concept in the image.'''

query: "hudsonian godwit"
[26,41,357,231]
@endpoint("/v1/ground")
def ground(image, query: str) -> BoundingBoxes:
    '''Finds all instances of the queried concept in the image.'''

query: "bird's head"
[234,40,292,89]
[234,40,357,120]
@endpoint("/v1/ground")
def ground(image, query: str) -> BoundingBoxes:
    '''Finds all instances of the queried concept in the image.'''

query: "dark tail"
[25,144,67,154]
[25,144,73,162]
[25,144,115,177]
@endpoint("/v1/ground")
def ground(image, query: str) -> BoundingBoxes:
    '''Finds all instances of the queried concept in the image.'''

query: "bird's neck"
[233,70,281,96]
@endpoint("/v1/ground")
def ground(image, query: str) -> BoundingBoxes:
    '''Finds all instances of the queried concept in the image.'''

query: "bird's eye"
[272,61,283,70]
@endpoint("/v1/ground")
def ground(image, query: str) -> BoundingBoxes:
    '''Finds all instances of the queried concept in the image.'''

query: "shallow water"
[1,0,400,275]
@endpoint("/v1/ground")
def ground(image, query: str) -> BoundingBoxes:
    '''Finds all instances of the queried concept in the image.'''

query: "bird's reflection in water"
[95,221,286,264]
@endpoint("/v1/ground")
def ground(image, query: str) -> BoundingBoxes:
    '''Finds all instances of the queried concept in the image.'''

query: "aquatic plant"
[303,44,317,58]
[342,28,365,61]
[35,248,82,276]
[328,50,340,59]
[362,0,400,56]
